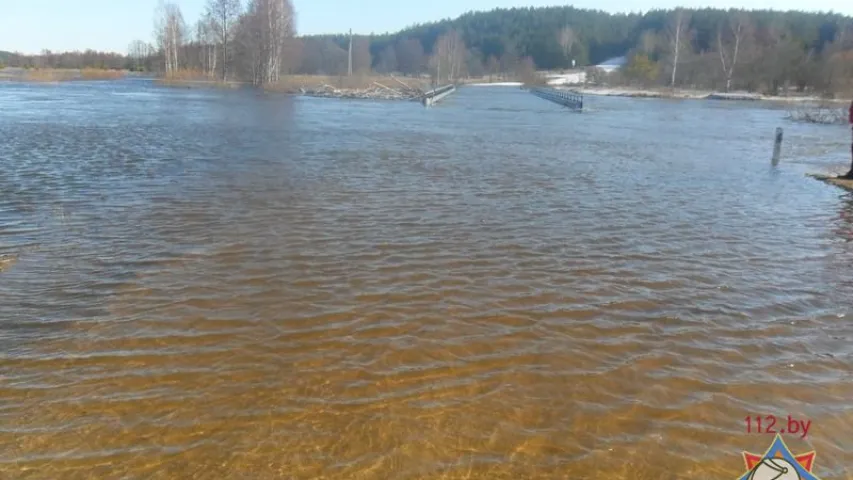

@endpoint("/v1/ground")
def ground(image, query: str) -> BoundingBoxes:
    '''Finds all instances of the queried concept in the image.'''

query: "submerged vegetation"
[263,74,429,100]
[262,74,428,93]
[787,103,850,124]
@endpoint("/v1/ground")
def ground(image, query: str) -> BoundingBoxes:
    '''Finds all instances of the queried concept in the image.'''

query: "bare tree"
[822,32,853,95]
[297,38,346,75]
[154,1,186,75]
[431,29,466,83]
[466,50,485,77]
[128,40,150,71]
[486,55,499,81]
[448,31,466,80]
[639,30,660,55]
[516,56,538,83]
[376,45,397,73]
[205,15,218,78]
[352,36,372,74]
[280,37,302,75]
[396,38,424,76]
[194,21,206,72]
[195,17,218,77]
[500,51,520,77]
[234,12,262,81]
[718,15,749,92]
[239,0,295,85]
[206,0,242,81]
[558,26,575,67]
[668,9,691,87]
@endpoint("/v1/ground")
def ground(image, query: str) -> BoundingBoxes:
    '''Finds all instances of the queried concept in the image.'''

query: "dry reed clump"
[163,69,210,81]
[155,69,243,88]
[80,68,126,80]
[23,69,75,82]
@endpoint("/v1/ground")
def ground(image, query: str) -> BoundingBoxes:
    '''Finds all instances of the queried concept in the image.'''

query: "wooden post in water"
[348,29,353,77]
[772,127,783,166]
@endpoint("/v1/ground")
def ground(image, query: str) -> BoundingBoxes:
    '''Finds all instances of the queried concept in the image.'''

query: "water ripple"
[1,81,853,479]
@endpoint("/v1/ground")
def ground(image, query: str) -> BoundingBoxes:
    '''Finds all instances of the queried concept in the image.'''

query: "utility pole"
[348,29,353,76]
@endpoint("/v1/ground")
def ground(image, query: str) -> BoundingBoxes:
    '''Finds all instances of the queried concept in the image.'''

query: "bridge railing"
[529,87,583,111]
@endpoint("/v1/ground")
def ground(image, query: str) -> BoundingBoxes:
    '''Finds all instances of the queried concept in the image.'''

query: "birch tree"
[154,1,186,75]
[432,30,466,83]
[206,0,242,81]
[238,0,295,85]
[128,40,150,71]
[718,15,750,92]
[193,18,213,77]
[667,9,691,87]
[205,16,218,78]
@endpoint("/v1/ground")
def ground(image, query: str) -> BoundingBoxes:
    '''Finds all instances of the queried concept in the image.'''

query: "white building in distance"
[544,56,627,86]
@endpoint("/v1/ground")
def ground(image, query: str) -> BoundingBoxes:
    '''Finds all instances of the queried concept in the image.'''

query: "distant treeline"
[4,5,853,94]
[0,50,130,70]
[368,6,853,94]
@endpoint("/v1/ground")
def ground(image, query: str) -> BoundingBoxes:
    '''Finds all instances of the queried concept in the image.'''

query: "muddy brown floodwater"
[1,80,853,479]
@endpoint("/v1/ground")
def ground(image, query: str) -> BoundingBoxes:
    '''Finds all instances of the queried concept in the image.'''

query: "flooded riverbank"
[1,80,852,479]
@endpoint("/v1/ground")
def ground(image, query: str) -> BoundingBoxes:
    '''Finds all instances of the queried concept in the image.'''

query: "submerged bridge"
[528,86,583,111]
[419,83,584,110]
[422,84,457,107]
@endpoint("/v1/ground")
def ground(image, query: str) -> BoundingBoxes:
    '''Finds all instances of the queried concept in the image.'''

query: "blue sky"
[2,0,853,54]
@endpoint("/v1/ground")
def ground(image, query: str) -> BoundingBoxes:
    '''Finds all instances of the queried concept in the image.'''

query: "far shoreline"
[560,85,851,104]
[4,68,849,107]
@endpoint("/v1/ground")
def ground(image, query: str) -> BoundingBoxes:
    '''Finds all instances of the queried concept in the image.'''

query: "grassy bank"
[0,68,126,83]
[154,69,244,89]
[155,78,244,89]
